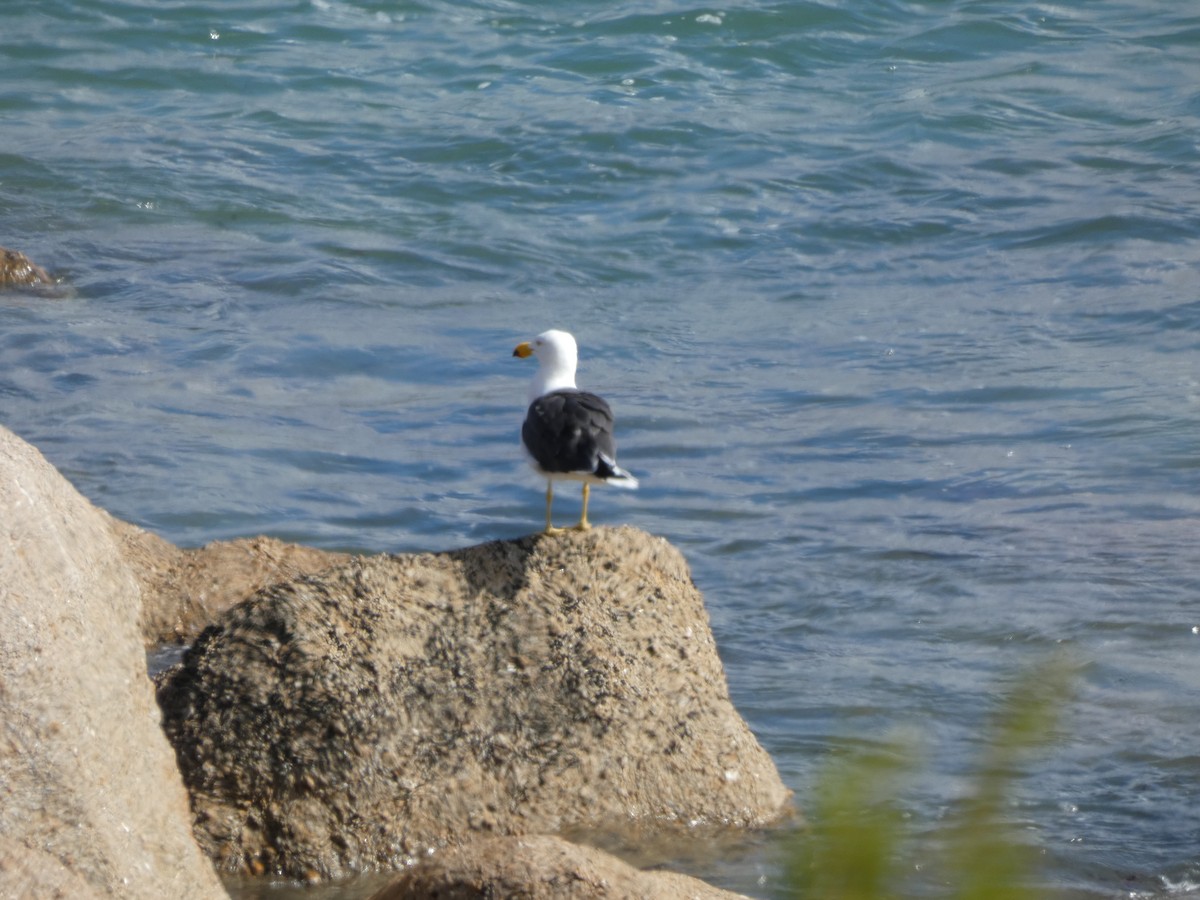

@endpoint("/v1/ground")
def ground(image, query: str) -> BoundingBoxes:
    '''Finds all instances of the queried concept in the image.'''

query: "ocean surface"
[3,1,1199,897]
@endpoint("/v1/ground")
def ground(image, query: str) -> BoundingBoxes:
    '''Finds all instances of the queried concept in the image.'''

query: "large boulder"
[367,834,752,900]
[0,426,228,899]
[157,527,791,880]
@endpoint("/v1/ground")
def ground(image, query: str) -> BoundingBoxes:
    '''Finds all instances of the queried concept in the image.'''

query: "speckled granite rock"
[109,514,350,646]
[157,526,791,880]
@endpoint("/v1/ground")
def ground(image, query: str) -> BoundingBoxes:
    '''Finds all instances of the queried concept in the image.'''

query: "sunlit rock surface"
[111,516,350,646]
[0,425,228,899]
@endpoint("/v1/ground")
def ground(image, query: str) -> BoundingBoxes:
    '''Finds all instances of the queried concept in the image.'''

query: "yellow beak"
[512,341,533,359]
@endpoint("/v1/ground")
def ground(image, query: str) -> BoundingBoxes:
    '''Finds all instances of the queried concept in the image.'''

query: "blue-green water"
[4,2,1200,897]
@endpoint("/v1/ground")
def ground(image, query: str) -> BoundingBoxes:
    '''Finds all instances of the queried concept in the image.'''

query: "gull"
[513,329,638,533]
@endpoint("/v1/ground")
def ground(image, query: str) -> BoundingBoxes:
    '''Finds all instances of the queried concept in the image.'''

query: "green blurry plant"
[786,656,1074,900]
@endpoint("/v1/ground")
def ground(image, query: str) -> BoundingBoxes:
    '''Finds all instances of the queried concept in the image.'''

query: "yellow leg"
[543,482,562,534]
[574,483,592,531]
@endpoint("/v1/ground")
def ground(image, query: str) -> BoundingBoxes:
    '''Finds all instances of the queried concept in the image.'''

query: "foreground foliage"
[787,657,1074,900]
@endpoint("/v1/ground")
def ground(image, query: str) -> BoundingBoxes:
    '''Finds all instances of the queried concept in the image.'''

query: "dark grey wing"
[522,390,616,475]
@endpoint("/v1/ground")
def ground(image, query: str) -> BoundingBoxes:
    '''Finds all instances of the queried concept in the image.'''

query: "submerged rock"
[157,526,791,880]
[0,425,228,899]
[367,833,752,900]
[0,246,53,287]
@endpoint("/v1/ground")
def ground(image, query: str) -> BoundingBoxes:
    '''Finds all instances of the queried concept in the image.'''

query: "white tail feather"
[598,453,638,489]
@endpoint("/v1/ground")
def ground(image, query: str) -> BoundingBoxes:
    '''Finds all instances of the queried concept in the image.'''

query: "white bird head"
[513,329,579,402]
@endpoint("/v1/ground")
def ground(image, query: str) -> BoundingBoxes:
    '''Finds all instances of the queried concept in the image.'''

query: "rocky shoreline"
[1,424,792,898]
